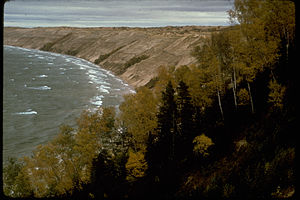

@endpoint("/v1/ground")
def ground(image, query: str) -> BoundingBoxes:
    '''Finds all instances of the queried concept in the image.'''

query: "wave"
[97,85,110,93]
[27,86,52,90]
[90,95,104,106]
[15,110,37,115]
[36,75,48,78]
[5,45,135,94]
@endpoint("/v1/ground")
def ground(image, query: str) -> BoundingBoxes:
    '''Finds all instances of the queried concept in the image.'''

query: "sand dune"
[4,26,225,88]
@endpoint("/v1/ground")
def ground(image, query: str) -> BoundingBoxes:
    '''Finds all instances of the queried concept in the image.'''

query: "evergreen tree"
[156,81,177,163]
[175,80,195,161]
[145,81,177,197]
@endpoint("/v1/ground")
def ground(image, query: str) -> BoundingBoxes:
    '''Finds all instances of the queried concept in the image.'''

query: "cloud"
[4,0,234,27]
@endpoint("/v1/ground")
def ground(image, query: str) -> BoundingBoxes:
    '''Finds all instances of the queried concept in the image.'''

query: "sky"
[4,0,235,27]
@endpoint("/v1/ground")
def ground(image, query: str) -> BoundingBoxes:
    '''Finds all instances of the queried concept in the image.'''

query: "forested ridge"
[3,0,296,199]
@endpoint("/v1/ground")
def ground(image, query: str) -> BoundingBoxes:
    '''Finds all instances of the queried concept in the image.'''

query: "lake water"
[3,45,134,164]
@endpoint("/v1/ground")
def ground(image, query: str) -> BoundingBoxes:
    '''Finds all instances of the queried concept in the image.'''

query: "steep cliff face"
[4,26,224,88]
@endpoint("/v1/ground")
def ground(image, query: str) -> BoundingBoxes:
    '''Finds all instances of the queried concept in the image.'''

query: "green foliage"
[124,54,149,69]
[40,33,72,51]
[4,0,295,198]
[94,46,124,64]
[175,80,195,159]
[3,107,119,198]
[153,66,176,99]
[41,42,56,51]
[3,157,30,197]
[66,49,80,56]
[146,81,178,187]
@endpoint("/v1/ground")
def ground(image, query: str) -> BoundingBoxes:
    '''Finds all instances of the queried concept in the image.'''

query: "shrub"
[193,134,214,158]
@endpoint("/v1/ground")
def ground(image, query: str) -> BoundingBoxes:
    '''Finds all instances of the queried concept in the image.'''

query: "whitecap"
[97,85,110,93]
[99,73,108,78]
[100,85,110,89]
[90,95,104,106]
[106,71,116,78]
[46,56,56,60]
[28,86,51,90]
[37,75,48,78]
[88,74,97,79]
[88,69,98,75]
[78,63,91,70]
[91,100,103,106]
[21,48,31,52]
[48,63,54,65]
[15,111,37,115]
[48,52,61,57]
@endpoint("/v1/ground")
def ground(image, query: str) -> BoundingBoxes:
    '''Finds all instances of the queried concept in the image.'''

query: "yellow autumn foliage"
[20,107,116,197]
[125,149,148,182]
[120,87,158,151]
[237,88,250,106]
[268,79,286,110]
[193,134,214,157]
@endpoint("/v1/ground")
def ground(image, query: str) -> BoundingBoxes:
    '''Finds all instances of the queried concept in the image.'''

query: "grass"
[94,46,125,64]
[124,55,149,69]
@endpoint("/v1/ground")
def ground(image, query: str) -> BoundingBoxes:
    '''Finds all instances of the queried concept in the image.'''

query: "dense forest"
[3,0,296,199]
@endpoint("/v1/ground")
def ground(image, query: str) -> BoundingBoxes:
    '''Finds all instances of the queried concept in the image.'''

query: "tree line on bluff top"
[3,0,295,198]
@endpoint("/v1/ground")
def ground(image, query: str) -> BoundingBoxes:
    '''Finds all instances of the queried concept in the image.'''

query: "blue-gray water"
[4,0,234,27]
[3,45,134,163]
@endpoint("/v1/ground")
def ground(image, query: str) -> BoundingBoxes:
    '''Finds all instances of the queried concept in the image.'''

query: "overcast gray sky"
[4,0,234,27]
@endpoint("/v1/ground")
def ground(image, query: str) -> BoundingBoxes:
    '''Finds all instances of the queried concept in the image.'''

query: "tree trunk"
[284,28,289,60]
[231,76,237,110]
[170,111,175,160]
[217,88,224,120]
[247,82,255,113]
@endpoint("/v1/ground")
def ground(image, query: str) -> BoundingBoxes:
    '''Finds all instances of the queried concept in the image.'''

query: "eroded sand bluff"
[4,26,225,88]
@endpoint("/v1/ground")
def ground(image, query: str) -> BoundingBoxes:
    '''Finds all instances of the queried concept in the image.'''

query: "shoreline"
[3,45,135,164]
[4,44,136,92]
[4,26,224,88]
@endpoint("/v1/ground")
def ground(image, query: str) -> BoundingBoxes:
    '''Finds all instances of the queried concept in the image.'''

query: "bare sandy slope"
[4,26,225,88]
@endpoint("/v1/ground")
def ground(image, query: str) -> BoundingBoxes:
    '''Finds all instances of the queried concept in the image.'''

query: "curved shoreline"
[3,45,134,164]
[4,26,224,87]
[5,44,135,93]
